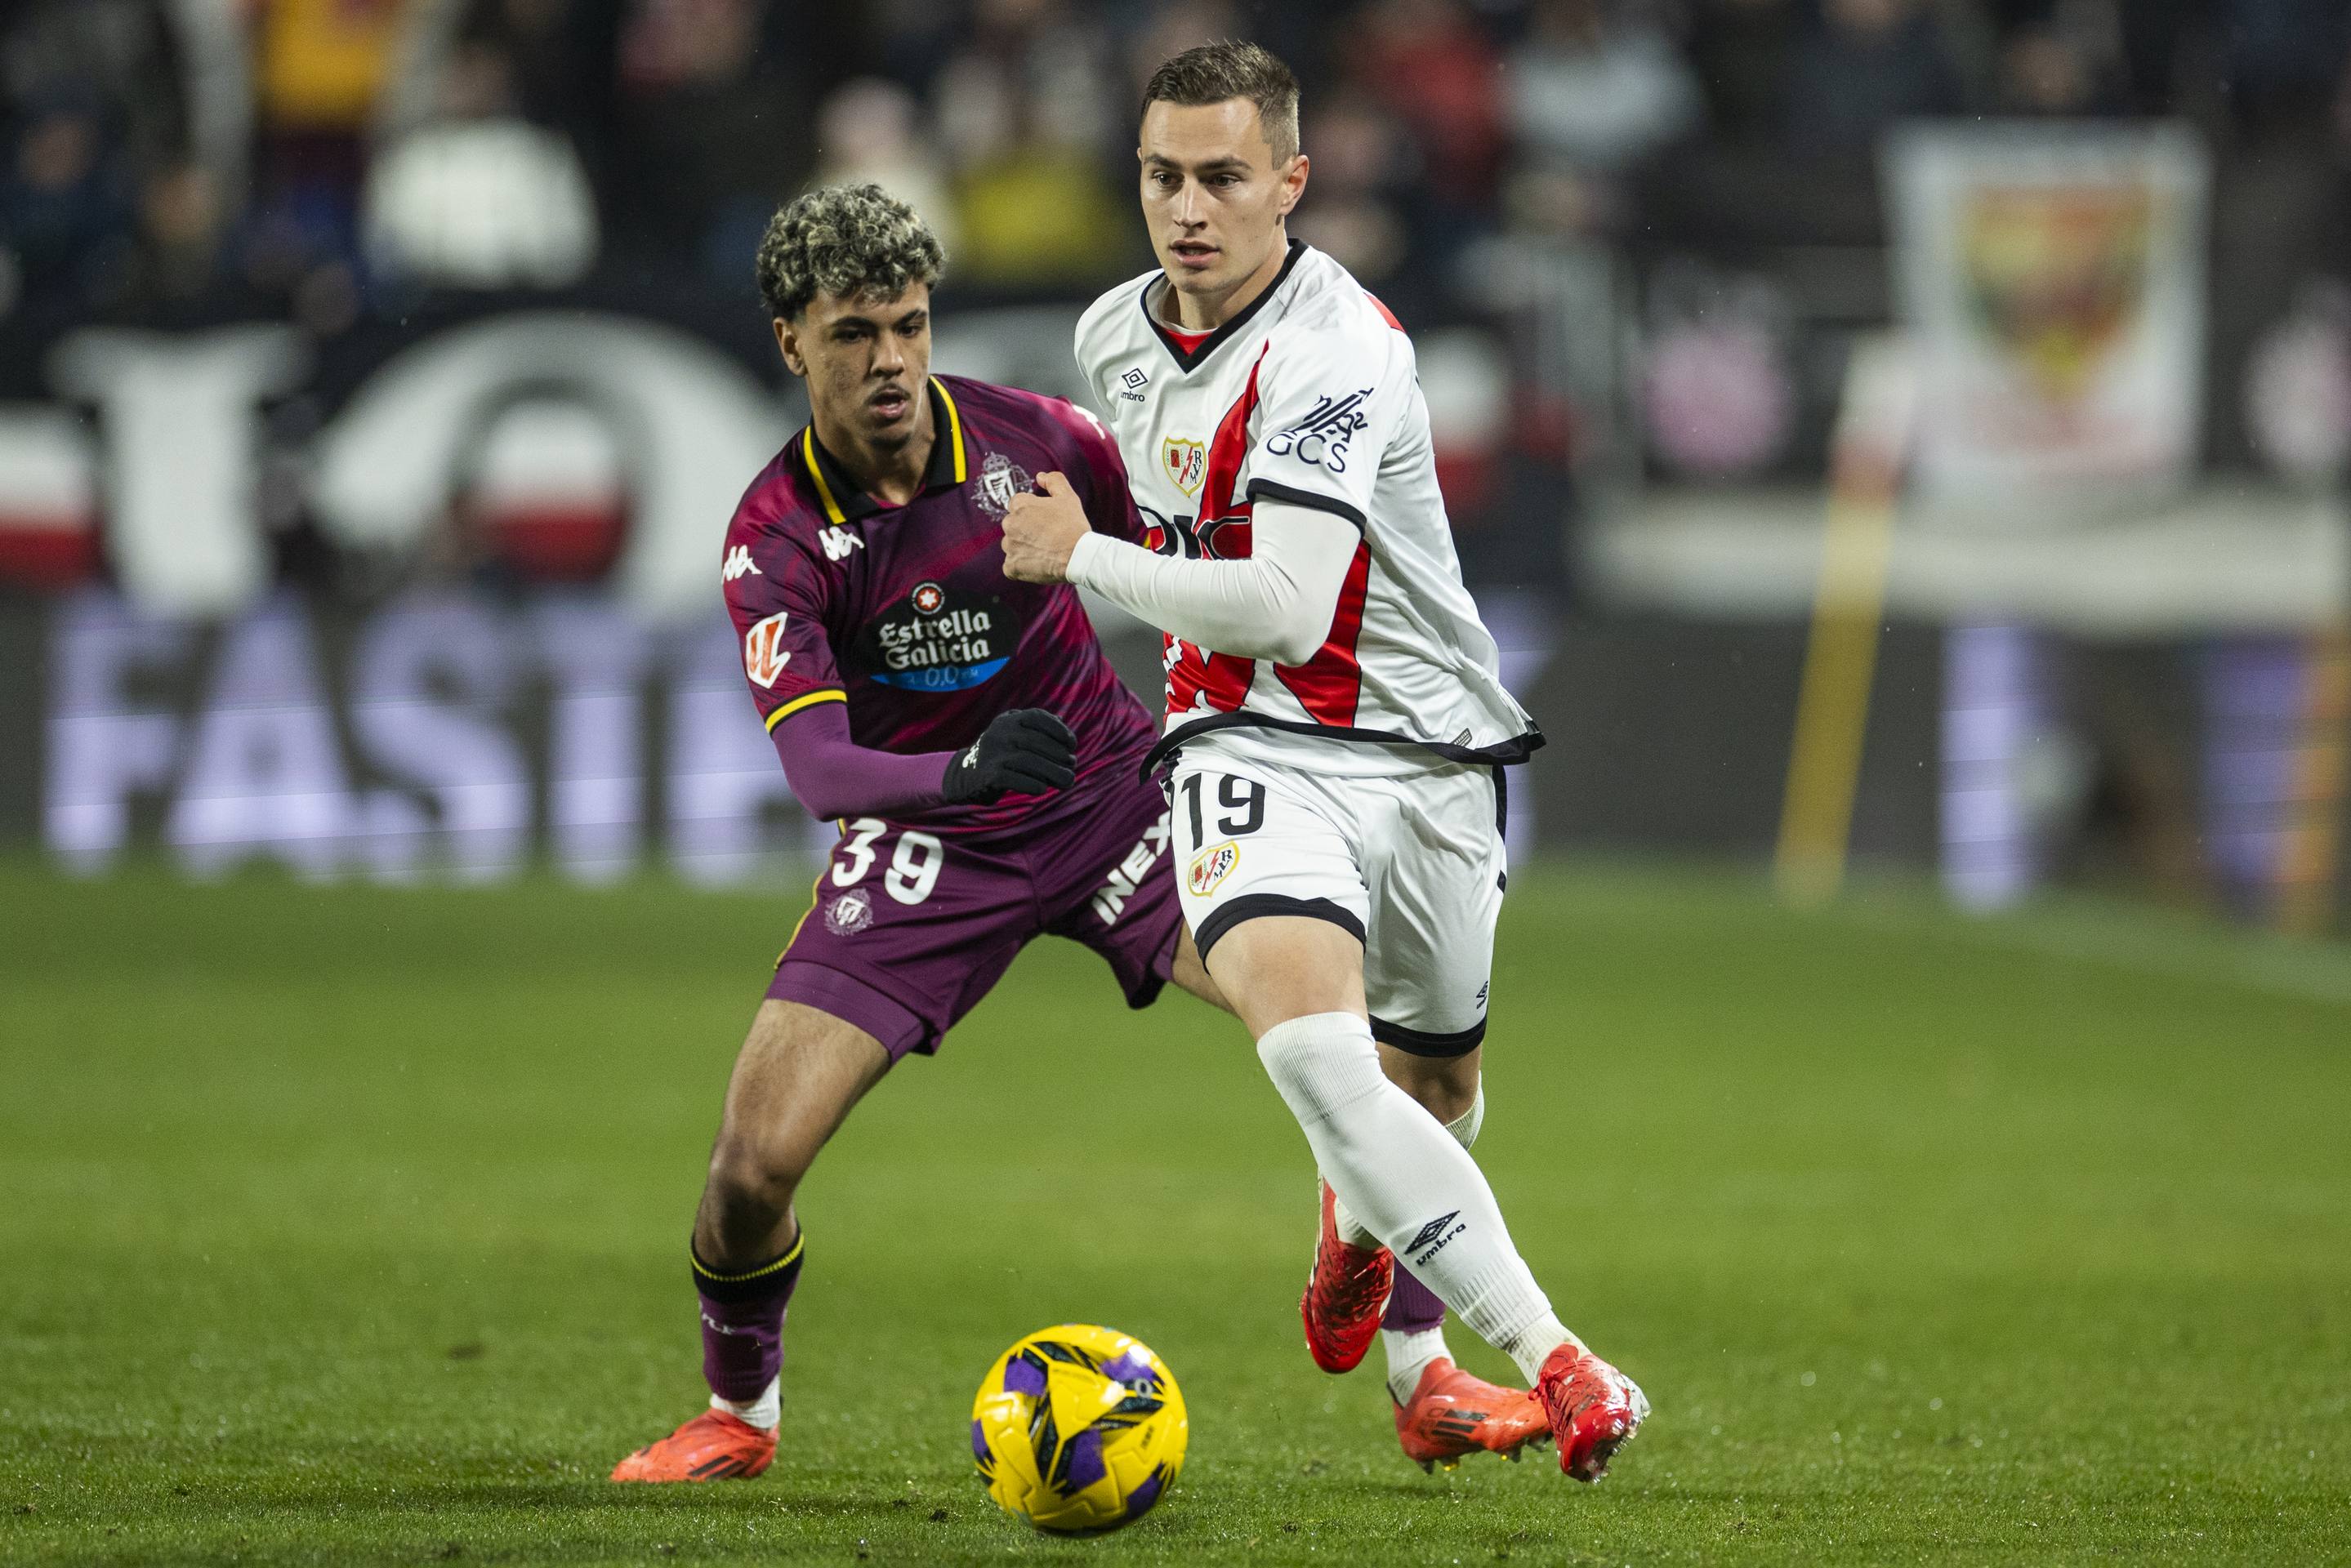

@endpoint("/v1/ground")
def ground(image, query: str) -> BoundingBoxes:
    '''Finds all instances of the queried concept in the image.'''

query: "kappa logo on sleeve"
[819,526,863,561]
[743,611,792,688]
[1264,388,1374,474]
[722,545,762,581]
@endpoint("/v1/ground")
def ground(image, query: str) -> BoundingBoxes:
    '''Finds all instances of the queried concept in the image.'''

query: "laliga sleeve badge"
[1187,841,1238,896]
[823,887,874,936]
[744,611,792,688]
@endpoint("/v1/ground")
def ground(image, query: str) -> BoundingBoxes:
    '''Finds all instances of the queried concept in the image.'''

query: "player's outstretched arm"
[772,702,1075,817]
[1017,492,1354,667]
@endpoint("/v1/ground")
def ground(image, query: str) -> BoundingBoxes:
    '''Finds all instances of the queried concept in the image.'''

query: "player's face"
[774,285,933,452]
[1138,100,1306,308]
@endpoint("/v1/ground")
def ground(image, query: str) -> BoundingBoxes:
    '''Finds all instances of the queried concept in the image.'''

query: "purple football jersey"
[722,375,1158,835]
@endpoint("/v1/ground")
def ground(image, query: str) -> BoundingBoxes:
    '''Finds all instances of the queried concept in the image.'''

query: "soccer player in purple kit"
[612,184,1223,1484]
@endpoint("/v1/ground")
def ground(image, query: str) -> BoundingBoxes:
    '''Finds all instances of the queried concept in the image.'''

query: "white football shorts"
[1169,730,1506,1056]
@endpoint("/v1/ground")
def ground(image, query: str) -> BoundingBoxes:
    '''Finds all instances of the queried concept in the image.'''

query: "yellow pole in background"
[1776,336,1918,906]
[2276,621,2349,937]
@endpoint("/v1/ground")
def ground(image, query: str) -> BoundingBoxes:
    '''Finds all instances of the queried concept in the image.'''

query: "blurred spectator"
[1978,0,2128,116]
[1346,0,1507,216]
[0,89,137,315]
[1287,90,1414,299]
[810,78,957,257]
[611,0,815,285]
[2220,0,2351,140]
[250,0,412,244]
[1503,0,1702,239]
[1785,0,1965,155]
[364,35,598,288]
[0,0,199,317]
[936,0,1124,290]
[1686,0,1800,143]
[1507,0,1701,174]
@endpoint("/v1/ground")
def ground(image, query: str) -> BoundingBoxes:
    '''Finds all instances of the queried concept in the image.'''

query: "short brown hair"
[755,182,945,322]
[1140,40,1300,164]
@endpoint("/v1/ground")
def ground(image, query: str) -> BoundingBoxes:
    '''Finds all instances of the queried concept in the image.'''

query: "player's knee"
[705,1126,808,1222]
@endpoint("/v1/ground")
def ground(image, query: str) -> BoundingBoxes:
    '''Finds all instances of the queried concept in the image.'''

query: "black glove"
[940,709,1077,804]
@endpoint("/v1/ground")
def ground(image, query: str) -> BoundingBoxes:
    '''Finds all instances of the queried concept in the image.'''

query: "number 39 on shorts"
[831,817,945,905]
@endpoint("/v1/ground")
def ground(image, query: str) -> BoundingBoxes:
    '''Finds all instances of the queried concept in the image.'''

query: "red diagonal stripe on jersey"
[1275,538,1372,725]
[1167,345,1270,719]
[1201,347,1267,521]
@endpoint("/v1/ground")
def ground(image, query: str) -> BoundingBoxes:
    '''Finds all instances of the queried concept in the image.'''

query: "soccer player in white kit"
[1000,41,1647,1483]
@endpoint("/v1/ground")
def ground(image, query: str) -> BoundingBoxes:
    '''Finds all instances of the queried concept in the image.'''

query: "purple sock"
[692,1234,805,1402]
[1384,1266,1447,1336]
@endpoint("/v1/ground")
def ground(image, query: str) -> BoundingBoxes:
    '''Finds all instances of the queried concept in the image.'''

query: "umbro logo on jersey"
[1409,1209,1467,1266]
[1265,388,1375,474]
[819,526,863,561]
[722,546,761,581]
[1117,366,1149,403]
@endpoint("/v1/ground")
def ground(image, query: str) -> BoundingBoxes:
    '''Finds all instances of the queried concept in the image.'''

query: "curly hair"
[754,183,946,322]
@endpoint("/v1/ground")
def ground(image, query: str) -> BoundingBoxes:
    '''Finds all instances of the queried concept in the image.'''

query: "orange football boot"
[1393,1357,1552,1472]
[1301,1180,1393,1373]
[609,1409,775,1482]
[1534,1342,1648,1482]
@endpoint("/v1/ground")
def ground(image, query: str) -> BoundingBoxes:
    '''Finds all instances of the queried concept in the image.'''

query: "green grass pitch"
[2,861,2348,1565]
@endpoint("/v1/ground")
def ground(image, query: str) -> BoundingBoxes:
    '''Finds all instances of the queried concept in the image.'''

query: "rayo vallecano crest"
[972,449,1031,520]
[1162,436,1207,497]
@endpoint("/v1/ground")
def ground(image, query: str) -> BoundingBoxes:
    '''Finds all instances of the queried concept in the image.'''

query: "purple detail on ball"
[1064,1428,1106,1493]
[1122,1467,1165,1521]
[1003,1357,1046,1397]
[1100,1352,1153,1385]
[971,1419,988,1462]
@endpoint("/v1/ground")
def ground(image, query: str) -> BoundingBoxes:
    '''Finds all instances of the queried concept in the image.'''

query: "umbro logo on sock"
[1408,1210,1465,1263]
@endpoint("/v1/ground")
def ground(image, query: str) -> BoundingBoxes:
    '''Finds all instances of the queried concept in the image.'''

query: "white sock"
[712,1375,779,1431]
[1384,1326,1449,1403]
[1375,1085,1485,1401]
[1260,1016,1567,1385]
[1334,1082,1483,1246]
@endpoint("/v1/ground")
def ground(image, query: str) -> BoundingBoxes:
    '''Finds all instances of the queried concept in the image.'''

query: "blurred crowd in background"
[7,0,2349,337]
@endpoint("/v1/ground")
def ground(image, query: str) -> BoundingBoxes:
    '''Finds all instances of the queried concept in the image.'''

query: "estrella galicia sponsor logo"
[1264,388,1373,473]
[1408,1209,1465,1266]
[850,581,1023,693]
[823,886,873,936]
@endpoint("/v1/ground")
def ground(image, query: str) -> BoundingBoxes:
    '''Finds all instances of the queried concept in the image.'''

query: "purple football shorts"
[765,768,1180,1061]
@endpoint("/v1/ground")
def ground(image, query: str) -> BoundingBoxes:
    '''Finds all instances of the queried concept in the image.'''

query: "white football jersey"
[1074,241,1540,771]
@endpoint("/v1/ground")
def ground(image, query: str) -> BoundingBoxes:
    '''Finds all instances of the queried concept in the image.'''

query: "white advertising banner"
[1888,122,2210,519]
